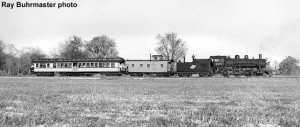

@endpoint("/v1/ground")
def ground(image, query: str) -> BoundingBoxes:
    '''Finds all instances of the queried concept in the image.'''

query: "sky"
[1,0,300,65]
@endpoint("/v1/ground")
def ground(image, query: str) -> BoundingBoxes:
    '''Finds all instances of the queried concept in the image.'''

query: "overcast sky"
[1,0,300,63]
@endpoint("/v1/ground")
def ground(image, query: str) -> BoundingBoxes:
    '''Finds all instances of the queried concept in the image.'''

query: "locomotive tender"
[31,54,271,77]
[176,59,213,77]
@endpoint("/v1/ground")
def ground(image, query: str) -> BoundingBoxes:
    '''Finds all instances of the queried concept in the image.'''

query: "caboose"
[125,55,174,76]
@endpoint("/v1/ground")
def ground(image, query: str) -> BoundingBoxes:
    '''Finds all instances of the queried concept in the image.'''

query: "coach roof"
[32,57,125,63]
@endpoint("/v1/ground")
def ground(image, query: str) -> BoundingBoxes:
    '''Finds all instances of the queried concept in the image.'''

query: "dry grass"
[0,77,299,127]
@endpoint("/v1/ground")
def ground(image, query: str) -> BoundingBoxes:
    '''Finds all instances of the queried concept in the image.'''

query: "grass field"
[0,77,299,127]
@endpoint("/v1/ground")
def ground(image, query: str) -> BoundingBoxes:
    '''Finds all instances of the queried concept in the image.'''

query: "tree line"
[0,32,299,76]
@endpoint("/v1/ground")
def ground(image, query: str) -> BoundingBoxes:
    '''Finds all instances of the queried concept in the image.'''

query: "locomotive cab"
[209,56,226,66]
[209,56,226,75]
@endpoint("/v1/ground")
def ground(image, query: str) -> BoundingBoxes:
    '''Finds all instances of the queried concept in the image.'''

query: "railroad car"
[210,54,270,77]
[176,58,213,77]
[125,55,174,76]
[31,57,126,76]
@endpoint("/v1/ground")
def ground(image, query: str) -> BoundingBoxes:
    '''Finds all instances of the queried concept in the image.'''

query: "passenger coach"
[31,57,126,76]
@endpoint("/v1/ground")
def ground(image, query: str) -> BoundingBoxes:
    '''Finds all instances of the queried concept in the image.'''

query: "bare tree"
[273,60,279,75]
[48,48,60,58]
[155,32,187,61]
[278,56,299,75]
[3,44,19,76]
[19,47,46,75]
[59,36,88,59]
[0,40,5,71]
[86,35,119,58]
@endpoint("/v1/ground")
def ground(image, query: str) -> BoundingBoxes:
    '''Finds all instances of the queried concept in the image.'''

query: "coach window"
[132,64,134,67]
[65,63,68,68]
[161,64,163,68]
[91,63,94,68]
[140,64,143,67]
[107,63,111,68]
[40,63,45,68]
[83,63,86,68]
[111,63,115,68]
[36,63,39,68]
[95,63,98,68]
[99,63,102,68]
[47,63,50,68]
[147,64,150,68]
[53,63,56,68]
[68,63,72,68]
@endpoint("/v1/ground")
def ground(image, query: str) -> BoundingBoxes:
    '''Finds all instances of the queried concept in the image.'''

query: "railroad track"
[0,76,299,79]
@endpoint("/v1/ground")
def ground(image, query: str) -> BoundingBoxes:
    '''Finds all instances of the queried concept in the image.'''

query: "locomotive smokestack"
[150,54,151,61]
[259,54,262,59]
[192,54,195,61]
[184,56,185,63]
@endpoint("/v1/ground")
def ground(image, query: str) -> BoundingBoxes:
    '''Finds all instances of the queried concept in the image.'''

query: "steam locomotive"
[31,54,271,77]
[209,54,270,77]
